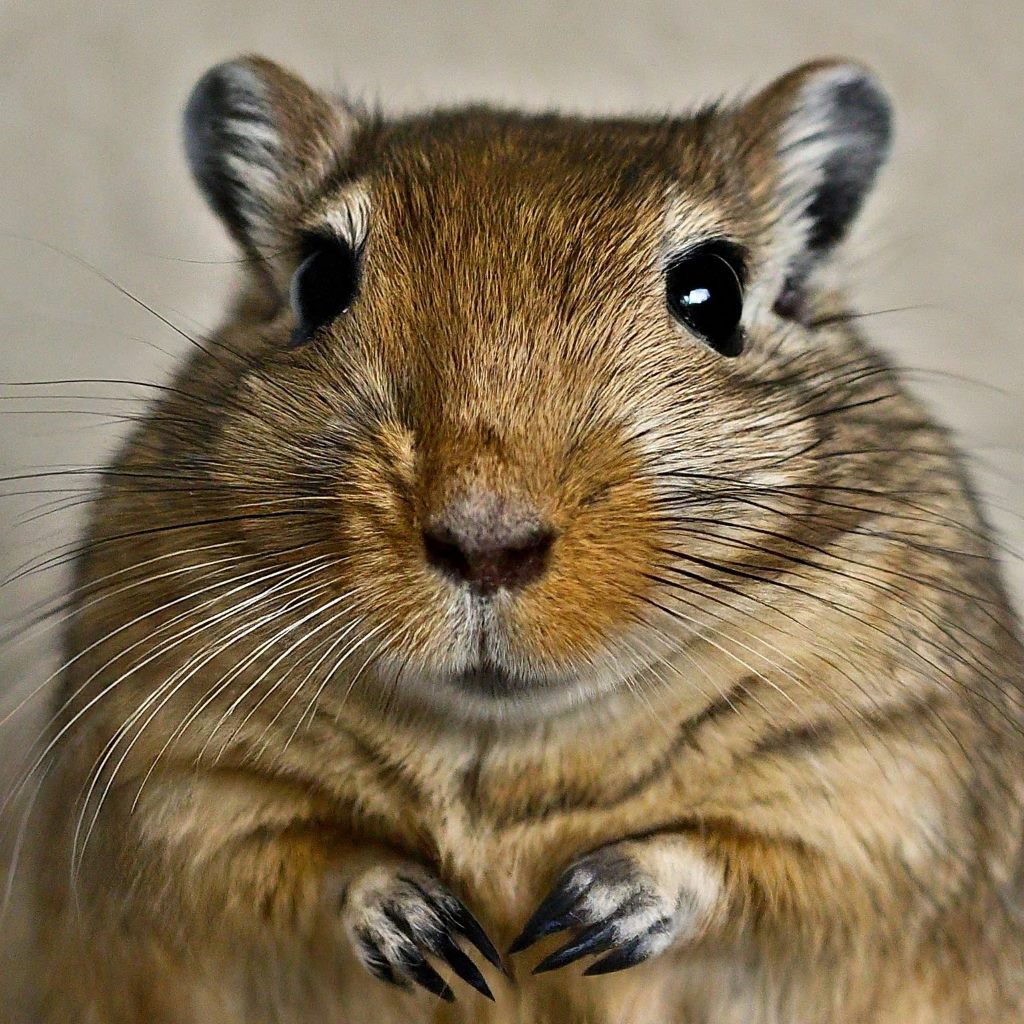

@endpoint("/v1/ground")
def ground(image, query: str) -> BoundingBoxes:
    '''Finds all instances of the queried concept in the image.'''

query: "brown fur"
[25,55,1024,1022]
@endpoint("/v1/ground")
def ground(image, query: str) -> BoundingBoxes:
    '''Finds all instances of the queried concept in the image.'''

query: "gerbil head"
[176,55,893,722]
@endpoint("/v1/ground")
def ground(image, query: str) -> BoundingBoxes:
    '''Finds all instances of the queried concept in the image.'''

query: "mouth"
[447,664,544,698]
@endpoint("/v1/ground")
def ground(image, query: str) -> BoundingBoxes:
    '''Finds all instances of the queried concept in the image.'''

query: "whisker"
[70,572,343,882]
[0,555,336,844]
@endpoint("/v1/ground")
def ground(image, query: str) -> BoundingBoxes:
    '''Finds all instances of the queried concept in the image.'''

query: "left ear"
[734,59,893,318]
[183,55,358,279]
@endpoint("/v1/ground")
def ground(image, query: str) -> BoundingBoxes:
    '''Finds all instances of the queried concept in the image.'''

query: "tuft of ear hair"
[183,55,356,271]
[736,60,893,319]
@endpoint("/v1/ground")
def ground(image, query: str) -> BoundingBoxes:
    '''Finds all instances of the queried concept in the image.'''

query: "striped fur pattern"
[28,55,1024,1023]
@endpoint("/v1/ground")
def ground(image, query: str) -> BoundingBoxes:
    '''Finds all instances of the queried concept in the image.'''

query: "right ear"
[731,60,892,321]
[183,56,357,271]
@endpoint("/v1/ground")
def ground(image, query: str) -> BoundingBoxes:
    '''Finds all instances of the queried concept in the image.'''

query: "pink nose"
[422,492,554,596]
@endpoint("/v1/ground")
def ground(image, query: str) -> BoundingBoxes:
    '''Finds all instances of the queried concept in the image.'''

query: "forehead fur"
[317,107,757,260]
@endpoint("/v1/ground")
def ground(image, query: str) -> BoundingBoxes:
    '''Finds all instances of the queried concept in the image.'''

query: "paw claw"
[432,932,494,1000]
[508,868,589,953]
[583,936,651,976]
[398,949,456,1001]
[343,866,502,1000]
[444,895,509,976]
[531,920,619,975]
[354,931,408,989]
[511,840,714,978]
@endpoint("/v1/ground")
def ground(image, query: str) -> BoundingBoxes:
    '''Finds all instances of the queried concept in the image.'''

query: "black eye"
[665,244,745,357]
[288,237,360,348]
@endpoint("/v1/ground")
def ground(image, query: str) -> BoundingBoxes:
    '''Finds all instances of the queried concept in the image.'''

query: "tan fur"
[25,55,1024,1022]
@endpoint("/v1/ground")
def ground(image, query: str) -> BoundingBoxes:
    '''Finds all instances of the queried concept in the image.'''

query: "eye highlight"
[288,236,361,348]
[665,243,745,357]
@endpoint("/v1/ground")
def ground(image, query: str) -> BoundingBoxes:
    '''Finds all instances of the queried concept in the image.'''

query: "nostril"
[422,525,555,595]
[499,528,554,589]
[422,527,473,583]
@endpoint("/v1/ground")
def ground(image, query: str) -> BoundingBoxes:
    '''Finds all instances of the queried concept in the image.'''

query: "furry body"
[27,56,1024,1022]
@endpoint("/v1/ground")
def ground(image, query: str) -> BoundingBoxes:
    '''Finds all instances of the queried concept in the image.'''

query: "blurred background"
[1,0,1021,1014]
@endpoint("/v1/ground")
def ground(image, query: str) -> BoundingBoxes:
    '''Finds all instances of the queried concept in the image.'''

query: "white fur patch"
[315,184,372,250]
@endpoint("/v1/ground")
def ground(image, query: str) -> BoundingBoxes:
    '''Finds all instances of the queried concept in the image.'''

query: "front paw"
[509,836,724,976]
[340,863,505,1001]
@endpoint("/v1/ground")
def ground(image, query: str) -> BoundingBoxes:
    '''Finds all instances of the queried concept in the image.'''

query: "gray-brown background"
[1,0,1022,1013]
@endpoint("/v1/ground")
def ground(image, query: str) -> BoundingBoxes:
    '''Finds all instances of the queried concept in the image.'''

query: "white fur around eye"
[314,184,373,251]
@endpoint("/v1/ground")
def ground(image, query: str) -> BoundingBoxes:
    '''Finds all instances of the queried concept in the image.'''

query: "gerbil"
[22,54,1024,1023]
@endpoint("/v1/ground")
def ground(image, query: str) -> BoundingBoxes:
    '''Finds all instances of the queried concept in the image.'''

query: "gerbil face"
[180,56,892,720]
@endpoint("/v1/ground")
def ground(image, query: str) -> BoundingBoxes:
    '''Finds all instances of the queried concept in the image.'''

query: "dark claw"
[583,936,651,976]
[433,933,494,1000]
[398,948,456,1002]
[532,920,619,975]
[388,881,503,995]
[508,871,590,953]
[443,894,509,976]
[355,932,406,988]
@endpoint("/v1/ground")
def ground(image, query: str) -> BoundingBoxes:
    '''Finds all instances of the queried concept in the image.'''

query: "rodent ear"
[183,55,356,269]
[735,60,892,318]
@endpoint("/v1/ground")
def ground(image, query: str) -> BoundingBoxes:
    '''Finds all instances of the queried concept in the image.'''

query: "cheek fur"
[508,476,662,672]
